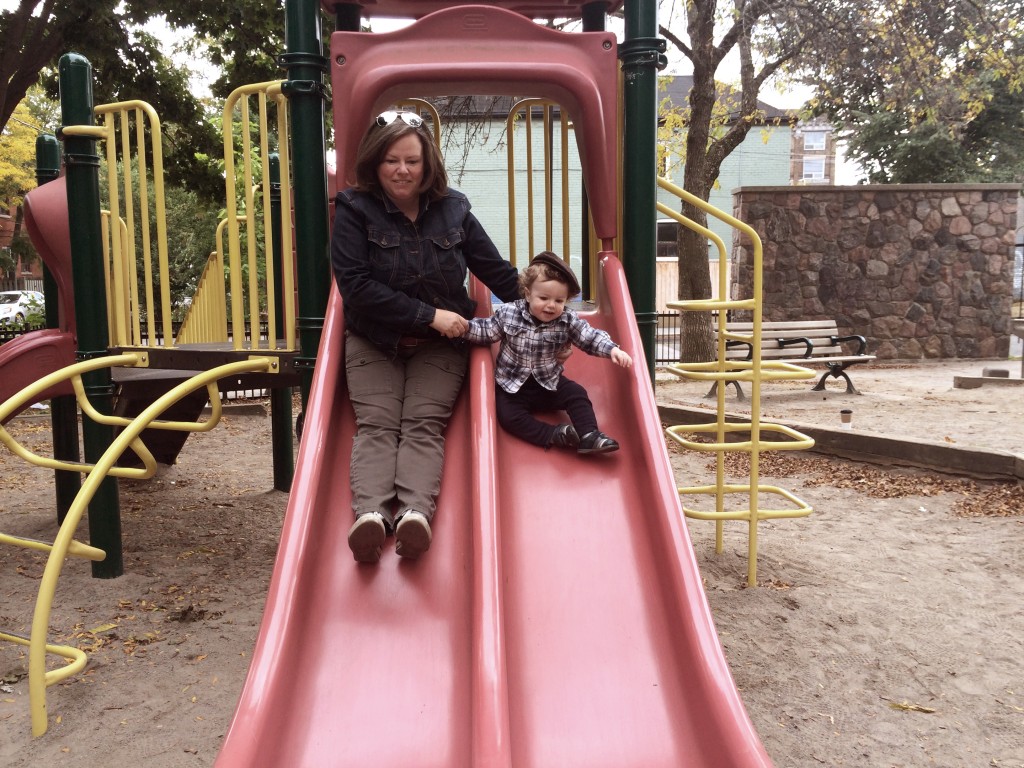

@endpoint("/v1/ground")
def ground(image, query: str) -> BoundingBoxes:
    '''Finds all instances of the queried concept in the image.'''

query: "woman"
[332,110,521,564]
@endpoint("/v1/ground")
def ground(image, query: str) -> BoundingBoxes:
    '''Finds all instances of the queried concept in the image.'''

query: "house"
[401,83,801,308]
[791,116,838,185]
[0,203,44,291]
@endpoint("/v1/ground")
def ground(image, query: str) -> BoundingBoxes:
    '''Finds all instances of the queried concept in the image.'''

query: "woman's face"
[377,132,424,208]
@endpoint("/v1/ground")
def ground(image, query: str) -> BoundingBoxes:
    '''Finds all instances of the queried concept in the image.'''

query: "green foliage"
[21,292,45,326]
[1,1,293,205]
[0,102,40,205]
[9,232,39,270]
[100,160,220,324]
[807,0,1024,183]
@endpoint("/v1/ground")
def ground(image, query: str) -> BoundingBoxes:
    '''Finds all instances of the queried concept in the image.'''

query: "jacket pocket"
[429,228,467,292]
[366,228,402,283]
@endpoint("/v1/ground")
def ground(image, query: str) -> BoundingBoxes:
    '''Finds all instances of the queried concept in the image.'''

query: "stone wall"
[731,184,1019,359]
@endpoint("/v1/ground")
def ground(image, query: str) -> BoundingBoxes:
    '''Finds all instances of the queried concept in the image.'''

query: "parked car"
[0,290,45,326]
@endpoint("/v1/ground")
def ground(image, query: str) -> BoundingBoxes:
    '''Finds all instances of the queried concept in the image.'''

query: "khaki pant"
[344,331,467,528]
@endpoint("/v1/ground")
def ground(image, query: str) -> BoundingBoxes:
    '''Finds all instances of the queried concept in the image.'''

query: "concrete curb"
[658,404,1024,481]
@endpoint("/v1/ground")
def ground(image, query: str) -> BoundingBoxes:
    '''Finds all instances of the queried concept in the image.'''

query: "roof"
[659,74,796,125]
[321,0,623,19]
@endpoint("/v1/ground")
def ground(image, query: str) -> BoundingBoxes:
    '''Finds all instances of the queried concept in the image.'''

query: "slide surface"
[0,329,76,422]
[216,255,773,767]
[1,177,77,421]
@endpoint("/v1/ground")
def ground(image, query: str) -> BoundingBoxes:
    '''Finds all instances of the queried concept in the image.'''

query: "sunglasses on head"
[375,111,424,128]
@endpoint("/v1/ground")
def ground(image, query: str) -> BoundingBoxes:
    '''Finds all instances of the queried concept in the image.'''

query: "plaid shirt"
[465,299,618,393]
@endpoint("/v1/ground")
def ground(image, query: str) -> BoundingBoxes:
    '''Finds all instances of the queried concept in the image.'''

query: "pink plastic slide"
[216,254,773,767]
[0,178,77,420]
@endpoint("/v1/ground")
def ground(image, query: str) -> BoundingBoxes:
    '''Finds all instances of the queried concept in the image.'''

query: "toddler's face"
[525,278,569,323]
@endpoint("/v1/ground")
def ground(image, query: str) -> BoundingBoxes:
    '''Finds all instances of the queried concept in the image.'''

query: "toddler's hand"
[611,347,632,368]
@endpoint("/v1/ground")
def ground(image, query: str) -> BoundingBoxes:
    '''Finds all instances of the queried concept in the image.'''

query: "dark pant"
[494,375,598,447]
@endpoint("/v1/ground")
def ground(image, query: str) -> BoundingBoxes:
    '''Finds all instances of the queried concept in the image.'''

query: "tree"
[0,101,38,205]
[657,0,852,362]
[808,1,1024,184]
[0,1,292,202]
[656,0,1024,361]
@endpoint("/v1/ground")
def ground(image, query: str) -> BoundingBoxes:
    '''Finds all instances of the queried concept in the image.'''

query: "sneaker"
[578,430,619,454]
[347,512,386,563]
[395,511,432,559]
[551,423,580,449]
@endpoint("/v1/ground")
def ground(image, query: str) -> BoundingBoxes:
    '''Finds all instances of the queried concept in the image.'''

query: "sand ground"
[1,358,1022,767]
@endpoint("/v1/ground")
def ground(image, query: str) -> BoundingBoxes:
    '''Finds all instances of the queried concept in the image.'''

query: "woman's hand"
[430,308,469,338]
[555,345,572,363]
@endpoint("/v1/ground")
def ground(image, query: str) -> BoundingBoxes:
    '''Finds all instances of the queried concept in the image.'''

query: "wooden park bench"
[712,319,876,398]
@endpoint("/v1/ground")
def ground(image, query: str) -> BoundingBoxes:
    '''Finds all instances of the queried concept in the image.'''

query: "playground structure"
[0,0,822,764]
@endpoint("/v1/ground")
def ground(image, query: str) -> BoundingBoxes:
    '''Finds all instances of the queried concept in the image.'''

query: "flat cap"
[530,251,581,297]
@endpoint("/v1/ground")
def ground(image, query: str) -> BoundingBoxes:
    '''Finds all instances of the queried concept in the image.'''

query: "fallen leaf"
[889,701,935,713]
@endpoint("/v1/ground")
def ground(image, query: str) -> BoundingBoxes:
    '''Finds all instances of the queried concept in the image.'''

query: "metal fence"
[654,311,683,365]
[0,278,45,293]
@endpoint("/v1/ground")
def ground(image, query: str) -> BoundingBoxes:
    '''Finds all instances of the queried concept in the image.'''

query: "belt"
[398,335,431,347]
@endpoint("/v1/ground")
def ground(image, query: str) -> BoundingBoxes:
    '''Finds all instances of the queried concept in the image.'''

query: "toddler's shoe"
[578,430,619,454]
[395,511,432,559]
[551,423,580,449]
[348,512,386,563]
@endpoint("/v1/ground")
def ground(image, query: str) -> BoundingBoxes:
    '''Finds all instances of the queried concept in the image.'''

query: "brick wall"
[732,184,1019,359]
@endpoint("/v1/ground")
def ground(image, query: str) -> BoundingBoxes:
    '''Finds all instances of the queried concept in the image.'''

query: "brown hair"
[352,116,449,200]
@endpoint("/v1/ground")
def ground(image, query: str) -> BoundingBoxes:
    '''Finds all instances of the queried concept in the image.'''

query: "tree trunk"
[675,209,716,363]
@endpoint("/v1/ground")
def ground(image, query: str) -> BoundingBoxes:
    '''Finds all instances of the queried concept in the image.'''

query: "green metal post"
[35,134,82,524]
[268,153,294,491]
[619,0,666,379]
[59,53,123,578]
[283,0,330,434]
[334,2,362,31]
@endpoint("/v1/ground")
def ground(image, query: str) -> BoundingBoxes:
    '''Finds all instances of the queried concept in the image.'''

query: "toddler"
[462,251,632,454]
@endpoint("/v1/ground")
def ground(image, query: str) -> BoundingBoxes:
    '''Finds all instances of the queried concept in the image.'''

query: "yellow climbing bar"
[0,532,105,562]
[0,355,278,737]
[657,174,816,587]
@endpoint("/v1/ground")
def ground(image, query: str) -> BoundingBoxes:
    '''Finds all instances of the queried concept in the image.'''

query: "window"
[802,157,826,181]
[803,130,826,151]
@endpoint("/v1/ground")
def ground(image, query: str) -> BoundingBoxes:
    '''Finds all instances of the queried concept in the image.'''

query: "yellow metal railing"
[222,81,296,352]
[175,218,235,345]
[62,102,172,348]
[64,86,299,352]
[506,99,575,270]
[0,353,280,736]
[658,175,815,587]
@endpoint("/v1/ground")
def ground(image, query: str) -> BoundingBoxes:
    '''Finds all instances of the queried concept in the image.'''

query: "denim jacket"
[332,187,521,354]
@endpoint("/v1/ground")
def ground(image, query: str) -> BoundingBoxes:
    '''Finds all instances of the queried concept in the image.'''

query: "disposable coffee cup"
[840,409,853,429]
